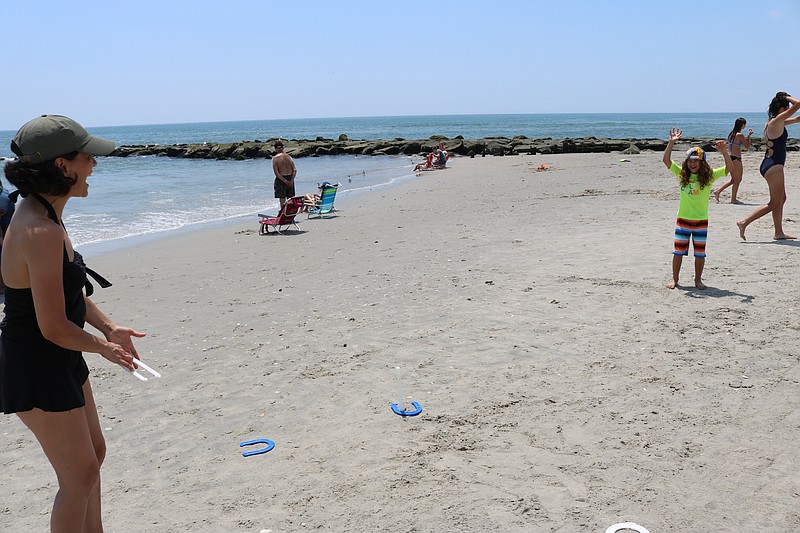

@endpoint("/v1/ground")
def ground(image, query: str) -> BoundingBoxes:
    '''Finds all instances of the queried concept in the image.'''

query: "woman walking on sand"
[714,117,753,204]
[1,115,145,531]
[737,92,800,240]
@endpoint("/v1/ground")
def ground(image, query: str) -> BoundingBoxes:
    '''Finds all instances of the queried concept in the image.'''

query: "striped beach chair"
[306,183,339,219]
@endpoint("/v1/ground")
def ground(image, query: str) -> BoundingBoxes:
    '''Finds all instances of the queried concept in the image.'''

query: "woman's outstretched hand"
[669,128,683,141]
[105,326,147,368]
[106,326,146,356]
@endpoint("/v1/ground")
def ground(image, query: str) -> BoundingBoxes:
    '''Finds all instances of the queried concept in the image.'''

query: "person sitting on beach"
[432,142,448,168]
[302,181,331,212]
[414,152,435,172]
[414,143,448,172]
[662,128,732,290]
[713,117,753,204]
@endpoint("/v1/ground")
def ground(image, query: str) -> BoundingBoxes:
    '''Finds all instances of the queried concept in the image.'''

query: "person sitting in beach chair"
[414,152,436,172]
[414,142,449,171]
[432,142,448,168]
[304,181,339,219]
[258,196,304,235]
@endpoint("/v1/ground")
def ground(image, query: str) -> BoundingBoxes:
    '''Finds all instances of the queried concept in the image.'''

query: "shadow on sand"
[679,285,754,303]
[740,238,800,247]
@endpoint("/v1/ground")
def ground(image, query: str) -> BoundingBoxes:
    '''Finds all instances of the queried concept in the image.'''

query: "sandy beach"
[2,150,800,532]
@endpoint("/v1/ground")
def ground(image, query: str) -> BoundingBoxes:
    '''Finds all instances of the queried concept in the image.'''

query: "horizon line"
[0,111,766,133]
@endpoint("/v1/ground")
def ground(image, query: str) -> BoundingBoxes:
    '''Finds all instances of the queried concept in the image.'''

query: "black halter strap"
[29,192,61,226]
[25,191,112,296]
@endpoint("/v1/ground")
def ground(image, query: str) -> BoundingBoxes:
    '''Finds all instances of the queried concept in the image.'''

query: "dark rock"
[402,142,422,155]
[107,135,769,161]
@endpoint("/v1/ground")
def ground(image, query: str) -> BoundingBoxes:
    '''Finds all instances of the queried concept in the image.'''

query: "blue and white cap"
[686,147,706,161]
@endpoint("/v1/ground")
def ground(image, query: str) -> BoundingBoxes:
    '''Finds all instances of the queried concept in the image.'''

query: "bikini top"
[728,132,746,151]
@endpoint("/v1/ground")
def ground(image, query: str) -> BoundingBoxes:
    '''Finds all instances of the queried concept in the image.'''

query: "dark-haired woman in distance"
[0,115,145,531]
[713,117,752,204]
[737,92,800,240]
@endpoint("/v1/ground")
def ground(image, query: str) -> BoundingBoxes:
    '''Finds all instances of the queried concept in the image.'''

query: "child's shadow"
[680,285,754,303]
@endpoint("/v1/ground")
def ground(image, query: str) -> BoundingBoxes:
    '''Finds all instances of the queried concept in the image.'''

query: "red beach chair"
[258,196,304,235]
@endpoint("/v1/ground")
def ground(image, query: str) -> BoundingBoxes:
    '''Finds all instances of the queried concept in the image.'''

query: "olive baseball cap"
[11,115,115,164]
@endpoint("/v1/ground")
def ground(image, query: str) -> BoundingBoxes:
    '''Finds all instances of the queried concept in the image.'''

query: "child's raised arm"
[663,128,682,168]
[714,139,734,174]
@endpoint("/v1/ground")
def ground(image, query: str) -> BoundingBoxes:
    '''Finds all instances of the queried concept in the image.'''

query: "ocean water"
[0,113,766,253]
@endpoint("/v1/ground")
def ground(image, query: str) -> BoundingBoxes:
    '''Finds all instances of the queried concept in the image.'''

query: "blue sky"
[1,0,799,129]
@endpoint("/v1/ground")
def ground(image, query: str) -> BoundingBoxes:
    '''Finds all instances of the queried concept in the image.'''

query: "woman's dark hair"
[680,160,713,189]
[768,92,791,119]
[728,117,746,142]
[3,151,79,196]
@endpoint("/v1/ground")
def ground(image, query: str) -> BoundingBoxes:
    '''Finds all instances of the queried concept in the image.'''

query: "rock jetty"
[109,135,786,161]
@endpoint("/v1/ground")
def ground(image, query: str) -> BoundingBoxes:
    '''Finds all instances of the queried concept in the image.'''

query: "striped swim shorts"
[673,217,708,258]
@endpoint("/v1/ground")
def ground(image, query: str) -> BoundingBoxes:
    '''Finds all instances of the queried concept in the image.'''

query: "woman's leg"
[730,160,744,203]
[17,402,101,532]
[762,166,795,239]
[714,177,732,203]
[737,166,786,240]
[81,379,107,532]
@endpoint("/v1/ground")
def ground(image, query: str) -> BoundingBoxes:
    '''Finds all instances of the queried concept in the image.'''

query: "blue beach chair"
[305,182,339,219]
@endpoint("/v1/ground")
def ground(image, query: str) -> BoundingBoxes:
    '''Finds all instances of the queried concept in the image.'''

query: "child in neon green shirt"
[662,128,732,290]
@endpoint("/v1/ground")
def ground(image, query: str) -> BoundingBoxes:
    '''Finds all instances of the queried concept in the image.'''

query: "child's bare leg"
[694,256,706,290]
[667,254,682,289]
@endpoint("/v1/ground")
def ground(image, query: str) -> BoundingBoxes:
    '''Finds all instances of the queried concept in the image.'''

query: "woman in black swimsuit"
[737,92,800,240]
[1,115,145,531]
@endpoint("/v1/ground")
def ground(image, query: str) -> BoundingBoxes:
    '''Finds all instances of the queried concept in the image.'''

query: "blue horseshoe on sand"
[391,401,423,417]
[240,438,275,457]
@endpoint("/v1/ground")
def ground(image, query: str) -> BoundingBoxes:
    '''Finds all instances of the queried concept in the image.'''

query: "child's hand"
[669,128,682,141]
[715,139,728,153]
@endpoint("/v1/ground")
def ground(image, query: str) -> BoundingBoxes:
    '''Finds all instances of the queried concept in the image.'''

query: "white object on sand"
[127,358,162,381]
[605,523,650,533]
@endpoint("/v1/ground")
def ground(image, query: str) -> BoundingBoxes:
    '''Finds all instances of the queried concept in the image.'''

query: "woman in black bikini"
[713,117,753,204]
[737,92,800,240]
[1,115,145,531]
